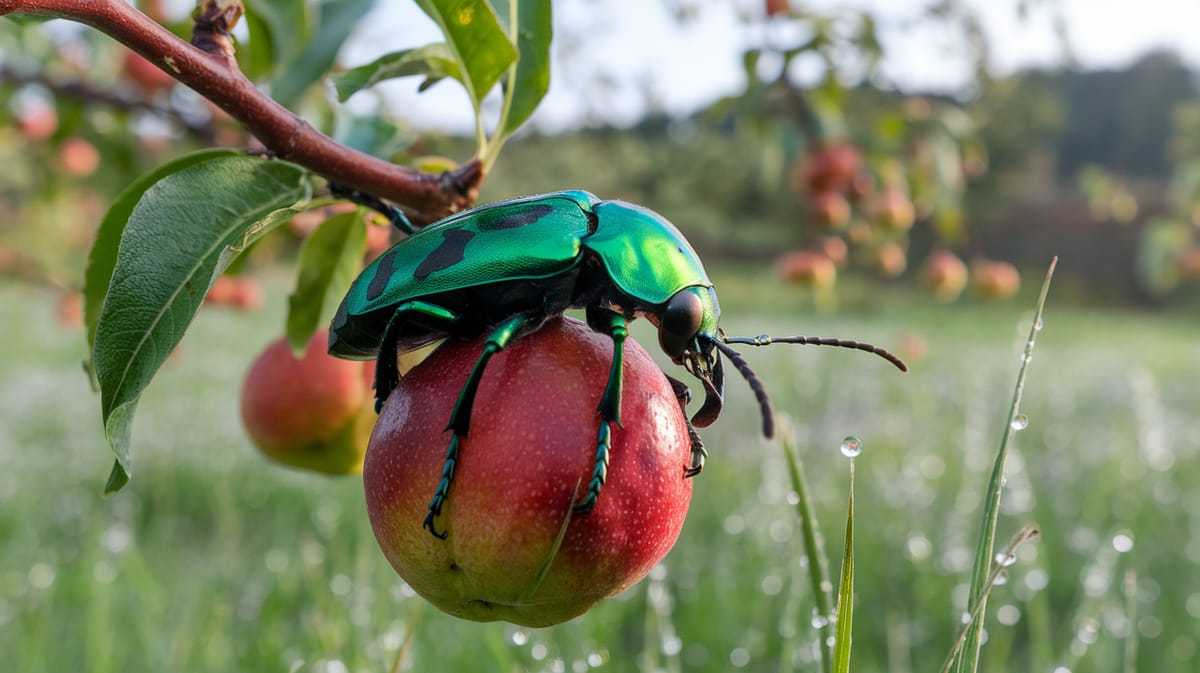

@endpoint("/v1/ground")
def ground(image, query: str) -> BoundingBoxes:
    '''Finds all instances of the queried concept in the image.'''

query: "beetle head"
[654,286,782,438]
[655,286,728,429]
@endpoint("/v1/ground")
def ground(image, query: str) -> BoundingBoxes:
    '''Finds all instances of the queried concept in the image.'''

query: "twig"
[0,67,220,144]
[0,0,482,222]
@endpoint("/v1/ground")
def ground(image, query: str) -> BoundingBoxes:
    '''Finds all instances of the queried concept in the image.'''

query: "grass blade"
[780,419,834,673]
[954,257,1057,673]
[940,526,1041,673]
[831,458,855,673]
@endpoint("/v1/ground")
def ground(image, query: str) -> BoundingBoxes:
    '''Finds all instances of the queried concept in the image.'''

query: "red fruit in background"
[205,275,238,306]
[240,329,376,475]
[230,276,263,311]
[970,260,1021,299]
[122,51,177,95]
[56,291,83,328]
[58,137,100,177]
[765,0,790,17]
[206,276,263,311]
[818,236,849,267]
[364,316,693,627]
[796,143,861,194]
[1175,247,1200,279]
[921,249,968,302]
[16,105,58,141]
[364,221,394,262]
[776,250,837,289]
[809,190,851,230]
[874,242,908,278]
[871,187,916,233]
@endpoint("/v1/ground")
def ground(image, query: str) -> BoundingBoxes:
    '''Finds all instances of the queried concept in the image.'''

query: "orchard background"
[2,1,1199,672]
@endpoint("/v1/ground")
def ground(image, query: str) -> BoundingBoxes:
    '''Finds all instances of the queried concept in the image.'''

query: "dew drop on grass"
[840,436,863,458]
[994,551,1018,567]
[811,609,829,628]
[1034,317,1044,331]
[1112,532,1134,553]
[1010,414,1029,430]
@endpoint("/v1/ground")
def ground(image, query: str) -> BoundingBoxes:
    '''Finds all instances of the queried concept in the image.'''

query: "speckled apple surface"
[364,315,694,627]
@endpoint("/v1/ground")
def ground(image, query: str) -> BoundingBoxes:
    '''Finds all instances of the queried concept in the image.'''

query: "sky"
[343,0,1200,134]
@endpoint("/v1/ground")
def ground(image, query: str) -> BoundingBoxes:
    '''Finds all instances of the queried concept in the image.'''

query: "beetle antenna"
[723,335,909,372]
[710,339,776,439]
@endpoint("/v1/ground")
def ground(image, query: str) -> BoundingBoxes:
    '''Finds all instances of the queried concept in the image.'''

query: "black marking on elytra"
[476,204,553,231]
[415,229,476,281]
[366,249,398,301]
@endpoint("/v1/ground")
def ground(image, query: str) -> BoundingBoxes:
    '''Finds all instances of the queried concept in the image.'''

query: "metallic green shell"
[587,200,713,304]
[341,190,599,316]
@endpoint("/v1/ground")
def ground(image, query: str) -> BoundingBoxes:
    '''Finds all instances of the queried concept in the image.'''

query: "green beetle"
[329,190,906,538]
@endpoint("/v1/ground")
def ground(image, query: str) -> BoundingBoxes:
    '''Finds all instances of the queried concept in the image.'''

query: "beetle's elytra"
[329,190,907,538]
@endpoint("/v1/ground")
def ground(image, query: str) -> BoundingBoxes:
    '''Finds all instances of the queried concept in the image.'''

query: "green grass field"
[3,269,1198,673]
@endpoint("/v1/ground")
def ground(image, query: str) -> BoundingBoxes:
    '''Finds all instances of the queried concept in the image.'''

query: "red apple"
[921,249,968,302]
[970,260,1021,299]
[58,137,100,177]
[775,250,837,289]
[364,316,693,627]
[809,190,851,230]
[122,51,177,95]
[16,105,57,141]
[1175,247,1200,279]
[240,329,375,475]
[795,143,861,195]
[871,187,916,233]
[874,242,908,278]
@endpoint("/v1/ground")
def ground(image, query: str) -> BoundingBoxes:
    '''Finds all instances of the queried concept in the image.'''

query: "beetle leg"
[665,374,707,478]
[329,182,417,234]
[424,314,531,539]
[375,301,462,412]
[575,311,627,514]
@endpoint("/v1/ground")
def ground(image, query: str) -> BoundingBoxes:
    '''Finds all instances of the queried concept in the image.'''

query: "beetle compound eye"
[659,290,704,358]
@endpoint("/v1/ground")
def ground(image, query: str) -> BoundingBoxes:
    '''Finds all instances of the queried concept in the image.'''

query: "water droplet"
[960,611,972,625]
[27,563,56,590]
[811,608,829,628]
[994,551,1018,567]
[993,570,1009,586]
[1010,414,1029,430]
[1112,532,1134,553]
[510,630,529,646]
[840,436,863,458]
[1034,317,1044,331]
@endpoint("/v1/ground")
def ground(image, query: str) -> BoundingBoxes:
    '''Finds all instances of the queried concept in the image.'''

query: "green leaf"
[331,43,462,102]
[271,0,373,107]
[285,210,368,354]
[84,148,243,379]
[498,0,552,138]
[93,157,311,493]
[780,420,834,673]
[242,0,311,79]
[954,260,1057,673]
[415,0,517,107]
[831,461,855,673]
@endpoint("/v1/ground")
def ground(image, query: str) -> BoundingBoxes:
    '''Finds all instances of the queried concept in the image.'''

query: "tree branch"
[0,0,482,222]
[0,67,222,144]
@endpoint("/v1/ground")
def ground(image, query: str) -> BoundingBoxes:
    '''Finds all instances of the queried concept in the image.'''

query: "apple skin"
[240,329,375,475]
[363,316,693,627]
